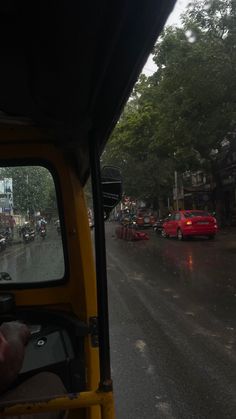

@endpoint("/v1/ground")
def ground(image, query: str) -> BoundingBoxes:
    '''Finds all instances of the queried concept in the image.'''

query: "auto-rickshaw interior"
[0,0,175,180]
[0,299,88,393]
[0,1,176,417]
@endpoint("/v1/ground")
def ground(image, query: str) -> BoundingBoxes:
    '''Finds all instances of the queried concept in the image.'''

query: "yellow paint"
[0,128,115,418]
[0,391,115,419]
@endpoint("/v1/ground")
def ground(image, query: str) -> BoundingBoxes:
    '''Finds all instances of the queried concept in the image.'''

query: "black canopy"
[0,0,176,181]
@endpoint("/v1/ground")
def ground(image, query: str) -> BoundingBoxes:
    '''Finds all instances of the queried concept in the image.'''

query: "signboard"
[4,178,12,193]
[0,181,4,194]
[0,178,13,193]
[0,178,13,213]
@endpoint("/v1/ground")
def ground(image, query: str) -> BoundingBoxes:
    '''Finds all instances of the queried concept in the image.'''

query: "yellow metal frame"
[0,128,115,418]
[0,391,115,418]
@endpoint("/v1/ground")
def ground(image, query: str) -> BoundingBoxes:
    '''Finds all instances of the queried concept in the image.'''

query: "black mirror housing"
[101,166,122,219]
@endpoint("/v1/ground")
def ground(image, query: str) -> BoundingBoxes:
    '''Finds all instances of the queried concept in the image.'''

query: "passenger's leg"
[0,372,67,419]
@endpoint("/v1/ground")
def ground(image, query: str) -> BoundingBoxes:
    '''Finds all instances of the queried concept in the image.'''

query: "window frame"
[0,158,69,290]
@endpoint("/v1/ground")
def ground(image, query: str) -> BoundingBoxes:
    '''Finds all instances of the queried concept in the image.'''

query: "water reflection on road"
[159,235,234,294]
[0,227,64,283]
[107,225,236,419]
[109,227,236,326]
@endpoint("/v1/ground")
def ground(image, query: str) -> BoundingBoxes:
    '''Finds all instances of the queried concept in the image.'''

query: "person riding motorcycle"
[36,218,47,232]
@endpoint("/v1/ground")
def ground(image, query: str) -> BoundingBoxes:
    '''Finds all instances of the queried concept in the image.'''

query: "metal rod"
[89,137,112,390]
[174,171,179,211]
[0,391,114,416]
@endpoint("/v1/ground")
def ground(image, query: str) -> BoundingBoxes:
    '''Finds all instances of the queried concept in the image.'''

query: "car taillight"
[186,220,192,226]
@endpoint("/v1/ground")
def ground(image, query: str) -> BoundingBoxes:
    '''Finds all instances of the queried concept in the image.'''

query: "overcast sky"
[142,0,190,75]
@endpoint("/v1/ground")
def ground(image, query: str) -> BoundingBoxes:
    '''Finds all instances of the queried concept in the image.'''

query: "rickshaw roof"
[0,1,176,183]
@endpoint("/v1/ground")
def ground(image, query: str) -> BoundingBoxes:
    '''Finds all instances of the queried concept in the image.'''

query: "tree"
[151,0,236,220]
[0,166,56,215]
[104,0,236,214]
[152,0,236,159]
[102,76,175,210]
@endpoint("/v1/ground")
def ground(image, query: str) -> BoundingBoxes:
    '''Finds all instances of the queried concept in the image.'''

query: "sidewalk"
[218,226,236,236]
[217,226,236,247]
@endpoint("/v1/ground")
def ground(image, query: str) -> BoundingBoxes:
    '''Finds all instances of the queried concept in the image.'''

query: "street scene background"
[1,1,236,417]
[106,223,236,419]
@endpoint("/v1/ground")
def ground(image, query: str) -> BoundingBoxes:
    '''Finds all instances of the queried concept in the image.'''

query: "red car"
[162,210,218,240]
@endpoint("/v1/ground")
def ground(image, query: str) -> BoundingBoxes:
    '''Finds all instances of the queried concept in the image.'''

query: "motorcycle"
[40,226,46,239]
[21,226,35,243]
[3,228,13,246]
[153,215,171,234]
[153,219,165,234]
[0,234,6,251]
[120,214,137,228]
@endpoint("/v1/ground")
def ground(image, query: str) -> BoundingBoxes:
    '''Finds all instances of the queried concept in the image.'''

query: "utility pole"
[26,174,29,220]
[175,171,179,211]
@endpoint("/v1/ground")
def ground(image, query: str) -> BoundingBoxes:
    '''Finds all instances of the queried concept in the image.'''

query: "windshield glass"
[0,165,64,284]
[184,211,210,218]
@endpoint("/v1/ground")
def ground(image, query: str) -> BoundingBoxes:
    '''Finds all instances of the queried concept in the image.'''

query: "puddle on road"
[155,400,175,419]
[192,326,220,338]
[185,311,195,317]
[135,339,147,354]
[127,271,145,282]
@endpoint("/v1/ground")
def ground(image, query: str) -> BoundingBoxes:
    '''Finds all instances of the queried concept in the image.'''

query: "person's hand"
[0,322,30,393]
[0,321,30,346]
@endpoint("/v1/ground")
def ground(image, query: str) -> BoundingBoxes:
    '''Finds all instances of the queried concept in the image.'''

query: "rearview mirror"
[101,166,122,219]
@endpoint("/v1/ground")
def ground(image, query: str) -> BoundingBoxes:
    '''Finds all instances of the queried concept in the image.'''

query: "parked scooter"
[153,215,171,234]
[120,214,137,228]
[0,234,6,251]
[20,224,35,243]
[3,228,13,246]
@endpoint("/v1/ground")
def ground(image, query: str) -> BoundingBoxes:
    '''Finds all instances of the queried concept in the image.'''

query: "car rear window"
[183,211,210,218]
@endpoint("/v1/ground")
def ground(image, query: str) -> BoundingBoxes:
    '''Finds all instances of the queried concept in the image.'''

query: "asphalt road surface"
[106,224,236,419]
[1,222,236,418]
[0,227,64,283]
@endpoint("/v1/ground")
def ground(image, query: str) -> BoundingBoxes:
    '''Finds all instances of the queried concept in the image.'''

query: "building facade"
[0,178,13,214]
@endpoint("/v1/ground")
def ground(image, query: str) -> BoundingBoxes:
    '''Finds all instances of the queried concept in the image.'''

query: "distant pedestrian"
[9,216,16,238]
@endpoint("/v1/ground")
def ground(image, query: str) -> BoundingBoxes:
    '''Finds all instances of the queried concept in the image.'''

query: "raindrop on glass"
[204,0,212,11]
[185,29,197,43]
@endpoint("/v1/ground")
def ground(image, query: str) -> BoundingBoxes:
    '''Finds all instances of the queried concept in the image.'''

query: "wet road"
[0,227,64,283]
[106,224,236,419]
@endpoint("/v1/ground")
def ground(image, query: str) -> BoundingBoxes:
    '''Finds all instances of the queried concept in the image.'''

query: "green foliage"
[0,166,56,215]
[153,0,236,162]
[103,0,236,208]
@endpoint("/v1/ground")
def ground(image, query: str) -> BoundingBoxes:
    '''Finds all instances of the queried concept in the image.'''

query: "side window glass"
[0,165,65,284]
